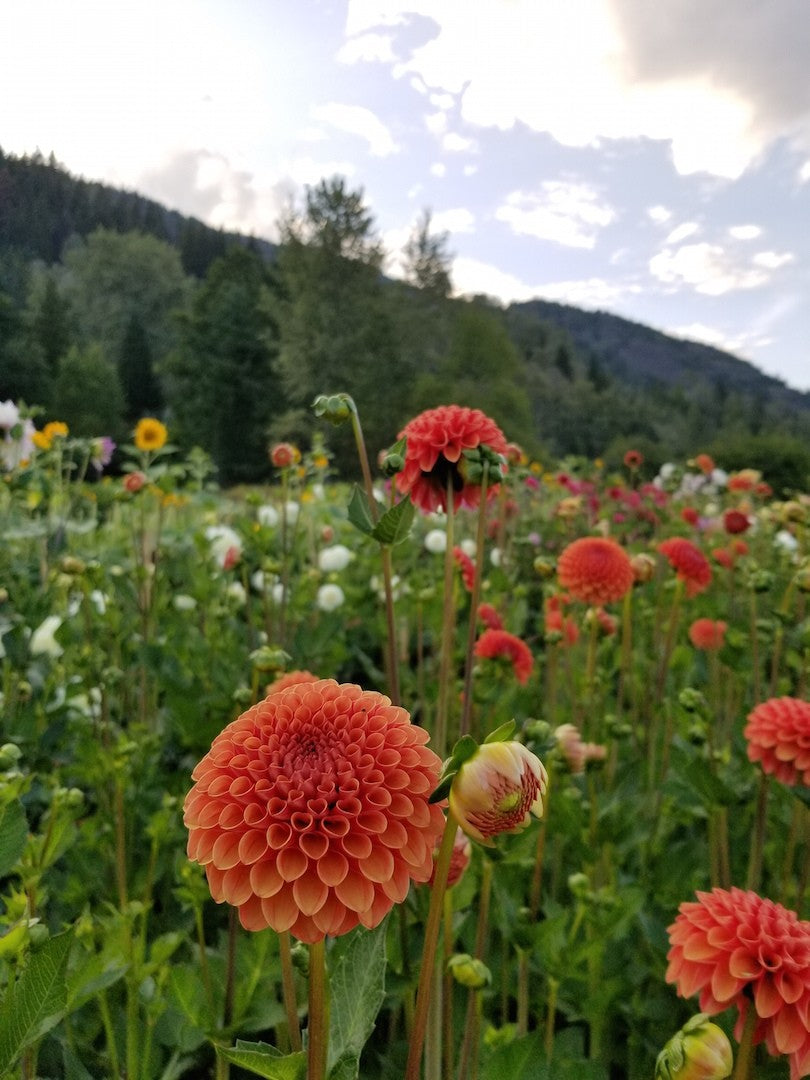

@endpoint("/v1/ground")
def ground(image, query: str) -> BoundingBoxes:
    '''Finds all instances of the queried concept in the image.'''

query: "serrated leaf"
[327,921,387,1078]
[346,486,375,537]
[0,928,74,1074]
[369,498,415,547]
[217,1040,305,1079]
[0,799,27,877]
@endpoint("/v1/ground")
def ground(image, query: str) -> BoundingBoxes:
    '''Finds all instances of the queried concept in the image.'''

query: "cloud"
[669,321,772,357]
[311,103,398,156]
[647,205,672,224]
[431,208,475,233]
[665,222,699,244]
[728,224,762,240]
[649,242,770,295]
[337,32,397,64]
[496,182,616,249]
[442,132,477,153]
[430,162,447,178]
[752,250,794,269]
[138,150,268,232]
[345,0,810,176]
[452,256,640,308]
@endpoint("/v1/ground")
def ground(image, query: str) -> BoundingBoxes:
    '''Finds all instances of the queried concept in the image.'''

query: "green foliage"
[52,344,126,437]
[0,930,74,1074]
[709,431,810,494]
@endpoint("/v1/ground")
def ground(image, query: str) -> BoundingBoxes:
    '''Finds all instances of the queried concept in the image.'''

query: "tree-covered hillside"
[1,147,809,490]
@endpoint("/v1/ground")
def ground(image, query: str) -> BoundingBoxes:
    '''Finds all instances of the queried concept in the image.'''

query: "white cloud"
[463,164,478,176]
[649,242,770,295]
[647,205,672,224]
[426,111,447,135]
[430,162,447,177]
[669,322,771,357]
[665,222,699,244]
[285,155,358,187]
[431,208,475,233]
[800,161,810,182]
[729,224,762,240]
[452,256,640,308]
[311,103,398,156]
[442,132,477,153]
[496,181,616,249]
[752,250,794,269]
[337,32,396,64]
[430,92,455,110]
[344,0,795,178]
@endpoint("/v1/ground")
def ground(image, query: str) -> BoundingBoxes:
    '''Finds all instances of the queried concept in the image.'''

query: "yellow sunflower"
[134,418,168,452]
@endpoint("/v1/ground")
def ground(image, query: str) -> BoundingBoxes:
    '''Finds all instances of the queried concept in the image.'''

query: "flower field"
[1,398,809,1080]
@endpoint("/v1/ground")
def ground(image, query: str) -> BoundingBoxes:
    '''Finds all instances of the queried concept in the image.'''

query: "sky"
[2,0,809,391]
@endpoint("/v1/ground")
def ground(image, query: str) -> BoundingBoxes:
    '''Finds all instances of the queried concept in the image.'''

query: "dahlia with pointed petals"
[554,723,606,774]
[666,887,810,1080]
[659,538,712,597]
[449,741,547,846]
[688,619,727,651]
[744,697,810,787]
[453,546,476,591]
[184,679,445,943]
[396,404,507,513]
[474,628,534,684]
[557,536,634,606]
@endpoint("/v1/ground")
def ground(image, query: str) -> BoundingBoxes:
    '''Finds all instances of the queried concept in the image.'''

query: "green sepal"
[484,720,517,744]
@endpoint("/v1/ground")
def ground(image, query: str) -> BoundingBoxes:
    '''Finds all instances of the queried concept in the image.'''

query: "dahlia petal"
[268,823,293,850]
[205,865,226,902]
[315,849,348,887]
[292,871,329,916]
[357,811,388,834]
[238,830,269,866]
[772,1003,806,1054]
[341,833,373,860]
[289,913,322,945]
[710,962,744,1003]
[728,947,761,980]
[249,860,284,899]
[776,970,808,1005]
[196,800,226,828]
[381,862,411,903]
[222,865,254,907]
[379,819,409,849]
[312,892,351,936]
[238,893,270,932]
[261,888,300,933]
[277,846,308,882]
[755,975,788,1018]
[300,831,330,860]
[187,827,217,864]
[388,793,414,818]
[212,832,243,871]
[359,888,393,929]
[335,872,376,914]
[359,845,395,883]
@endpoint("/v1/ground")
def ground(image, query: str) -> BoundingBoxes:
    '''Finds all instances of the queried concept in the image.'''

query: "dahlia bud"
[655,1014,732,1080]
[533,557,555,578]
[249,645,290,674]
[312,393,353,425]
[630,552,656,583]
[448,737,548,846]
[447,954,492,989]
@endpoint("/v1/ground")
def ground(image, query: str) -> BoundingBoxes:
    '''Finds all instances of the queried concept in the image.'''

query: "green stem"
[746,772,769,891]
[544,976,559,1061]
[98,990,121,1079]
[405,812,458,1080]
[435,475,457,758]
[307,938,328,1080]
[732,1003,758,1080]
[457,859,492,1079]
[279,930,302,1052]
[459,466,489,738]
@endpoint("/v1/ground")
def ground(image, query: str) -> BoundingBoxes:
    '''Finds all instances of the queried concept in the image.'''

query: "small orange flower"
[554,724,607,774]
[123,471,147,493]
[623,449,643,469]
[265,670,319,696]
[557,537,634,606]
[270,442,301,468]
[134,418,168,452]
[744,697,810,787]
[694,454,715,475]
[474,628,534,684]
[43,420,69,441]
[184,680,445,943]
[32,430,52,451]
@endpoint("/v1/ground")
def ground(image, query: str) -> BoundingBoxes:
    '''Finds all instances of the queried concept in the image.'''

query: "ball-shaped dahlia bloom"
[396,404,507,514]
[688,619,727,651]
[744,697,810,787]
[184,680,445,943]
[723,509,750,535]
[557,536,634,606]
[658,538,712,597]
[449,741,547,846]
[265,670,319,696]
[473,628,534,684]
[666,887,810,1080]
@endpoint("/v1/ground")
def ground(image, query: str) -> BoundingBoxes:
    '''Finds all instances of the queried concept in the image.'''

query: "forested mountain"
[1,147,808,490]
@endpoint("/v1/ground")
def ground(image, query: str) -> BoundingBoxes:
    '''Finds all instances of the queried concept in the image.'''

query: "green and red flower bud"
[655,1014,733,1080]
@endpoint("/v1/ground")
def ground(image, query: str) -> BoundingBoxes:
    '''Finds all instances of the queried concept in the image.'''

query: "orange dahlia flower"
[666,887,810,1080]
[184,679,445,943]
[265,670,319,696]
[557,537,634,606]
[658,538,712,597]
[744,697,810,787]
[688,619,727,651]
[396,404,507,513]
[474,628,534,684]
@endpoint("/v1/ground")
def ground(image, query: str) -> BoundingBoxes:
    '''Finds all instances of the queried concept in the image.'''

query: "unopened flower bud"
[655,1014,732,1080]
[567,872,590,900]
[312,394,353,425]
[449,740,548,846]
[533,557,555,578]
[630,553,656,583]
[447,954,492,989]
[59,556,86,575]
[249,646,290,674]
[0,743,22,769]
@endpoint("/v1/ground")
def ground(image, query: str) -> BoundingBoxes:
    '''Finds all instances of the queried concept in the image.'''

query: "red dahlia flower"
[396,404,507,513]
[723,509,750,535]
[624,449,643,469]
[694,453,715,475]
[477,603,504,631]
[666,887,810,1080]
[688,619,727,651]
[474,628,534,684]
[744,697,810,787]
[658,538,712,597]
[557,537,634,606]
[184,679,445,943]
[270,442,301,468]
[453,546,476,592]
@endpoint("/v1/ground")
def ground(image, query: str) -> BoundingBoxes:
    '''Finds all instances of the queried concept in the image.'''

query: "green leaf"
[0,799,27,877]
[327,921,387,1078]
[428,774,456,804]
[217,1040,306,1079]
[369,498,415,546]
[484,720,517,744]
[0,928,74,1074]
[346,486,375,537]
[62,1043,95,1080]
